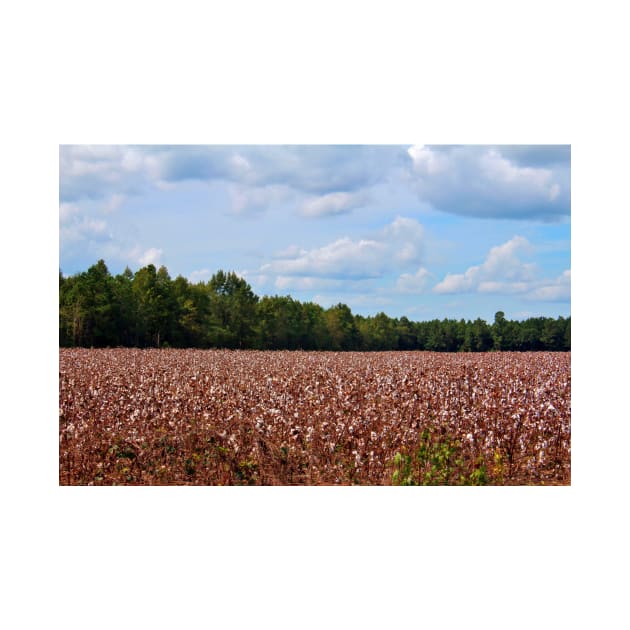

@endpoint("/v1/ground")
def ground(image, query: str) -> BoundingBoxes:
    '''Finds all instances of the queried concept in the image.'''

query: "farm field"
[59,348,570,485]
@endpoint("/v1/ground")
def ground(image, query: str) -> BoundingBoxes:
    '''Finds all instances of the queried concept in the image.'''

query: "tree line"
[59,260,571,351]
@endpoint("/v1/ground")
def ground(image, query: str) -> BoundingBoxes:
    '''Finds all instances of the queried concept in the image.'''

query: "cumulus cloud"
[381,217,426,264]
[59,212,109,244]
[259,216,426,288]
[526,269,571,302]
[227,145,397,194]
[60,145,571,224]
[60,145,151,202]
[273,244,308,259]
[406,145,570,220]
[59,202,79,223]
[60,145,403,209]
[262,237,386,280]
[491,145,570,168]
[300,191,367,217]
[433,237,570,302]
[228,183,292,215]
[104,193,126,213]
[396,267,432,293]
[138,247,163,266]
[59,145,219,202]
[433,236,535,294]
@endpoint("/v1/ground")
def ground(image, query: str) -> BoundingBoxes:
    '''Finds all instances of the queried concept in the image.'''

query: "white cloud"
[273,244,307,259]
[526,269,571,302]
[60,214,109,243]
[61,145,123,177]
[300,191,366,217]
[396,267,432,293]
[478,149,558,200]
[262,237,385,279]
[230,152,252,175]
[229,183,291,214]
[406,145,570,220]
[407,145,449,175]
[434,267,479,294]
[226,145,396,194]
[138,247,163,266]
[59,202,79,223]
[120,148,146,172]
[381,217,426,264]
[433,237,570,303]
[482,236,536,278]
[433,236,536,294]
[104,193,126,212]
[260,216,426,284]
[60,145,151,202]
[60,146,404,209]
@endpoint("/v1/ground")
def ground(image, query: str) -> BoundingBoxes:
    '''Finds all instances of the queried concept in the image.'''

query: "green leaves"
[391,430,488,486]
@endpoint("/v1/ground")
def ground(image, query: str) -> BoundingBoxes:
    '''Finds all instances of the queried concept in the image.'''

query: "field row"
[59,349,571,485]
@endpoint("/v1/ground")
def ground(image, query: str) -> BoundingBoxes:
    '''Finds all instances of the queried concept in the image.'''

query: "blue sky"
[59,144,570,322]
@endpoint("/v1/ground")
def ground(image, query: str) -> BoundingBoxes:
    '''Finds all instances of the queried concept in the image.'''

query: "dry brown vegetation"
[59,349,570,485]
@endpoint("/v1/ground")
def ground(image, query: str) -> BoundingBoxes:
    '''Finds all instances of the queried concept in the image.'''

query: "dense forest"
[59,260,570,351]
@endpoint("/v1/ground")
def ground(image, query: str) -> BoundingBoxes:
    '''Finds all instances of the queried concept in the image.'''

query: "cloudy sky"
[59,144,570,322]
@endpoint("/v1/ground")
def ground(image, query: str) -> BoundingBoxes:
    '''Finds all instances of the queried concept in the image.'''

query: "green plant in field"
[418,430,460,484]
[391,451,416,485]
[467,457,488,486]
[391,429,488,486]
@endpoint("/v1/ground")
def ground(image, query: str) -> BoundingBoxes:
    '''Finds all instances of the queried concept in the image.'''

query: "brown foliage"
[59,349,570,485]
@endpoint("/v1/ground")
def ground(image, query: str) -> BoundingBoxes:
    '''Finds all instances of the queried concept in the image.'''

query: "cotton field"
[59,349,570,485]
